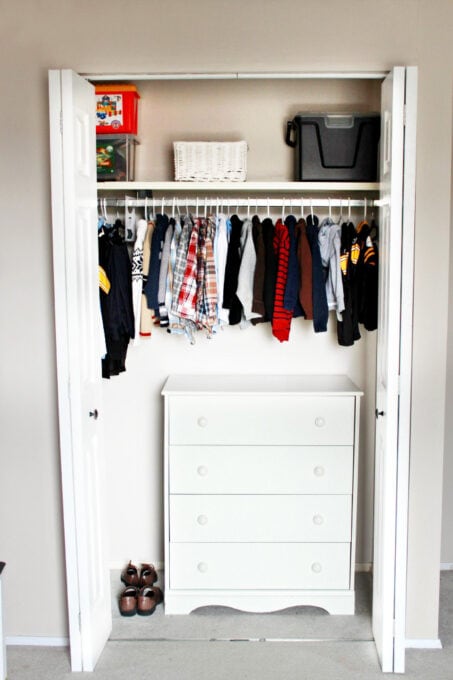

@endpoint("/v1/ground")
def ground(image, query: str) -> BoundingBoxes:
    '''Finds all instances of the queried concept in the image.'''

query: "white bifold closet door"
[48,67,416,673]
[49,70,111,672]
[373,65,417,674]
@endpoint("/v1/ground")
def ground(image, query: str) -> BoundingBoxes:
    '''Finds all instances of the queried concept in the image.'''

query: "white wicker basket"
[173,141,247,182]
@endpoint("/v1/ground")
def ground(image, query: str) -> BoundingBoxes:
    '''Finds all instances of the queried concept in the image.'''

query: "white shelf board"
[97,181,380,192]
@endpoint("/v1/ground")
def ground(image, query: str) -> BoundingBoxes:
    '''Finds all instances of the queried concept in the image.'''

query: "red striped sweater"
[272,219,293,342]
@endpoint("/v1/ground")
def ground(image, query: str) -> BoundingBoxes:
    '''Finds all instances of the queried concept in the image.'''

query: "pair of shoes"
[121,560,158,587]
[119,585,164,617]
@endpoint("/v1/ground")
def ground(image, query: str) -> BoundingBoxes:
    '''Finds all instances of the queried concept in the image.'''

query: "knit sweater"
[272,219,293,342]
[131,218,148,345]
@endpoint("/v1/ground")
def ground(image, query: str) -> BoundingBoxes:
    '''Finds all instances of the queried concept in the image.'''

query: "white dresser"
[161,374,362,615]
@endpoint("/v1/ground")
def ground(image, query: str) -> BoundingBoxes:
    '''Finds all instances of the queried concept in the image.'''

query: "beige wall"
[0,0,452,643]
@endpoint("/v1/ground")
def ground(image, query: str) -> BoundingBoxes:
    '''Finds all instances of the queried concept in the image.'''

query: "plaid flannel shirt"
[196,218,218,334]
[171,216,192,316]
[176,218,199,321]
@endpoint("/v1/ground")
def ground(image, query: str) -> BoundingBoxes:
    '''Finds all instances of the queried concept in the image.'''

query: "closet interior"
[94,74,382,640]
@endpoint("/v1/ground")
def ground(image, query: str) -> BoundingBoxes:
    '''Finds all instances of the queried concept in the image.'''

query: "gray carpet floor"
[110,570,373,642]
[6,572,453,679]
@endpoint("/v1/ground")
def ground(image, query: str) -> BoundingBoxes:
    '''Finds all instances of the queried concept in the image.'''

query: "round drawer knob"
[197,416,208,428]
[314,416,325,428]
[313,514,324,526]
[311,562,323,574]
[197,562,208,573]
[313,465,325,477]
[197,465,208,477]
[197,514,208,526]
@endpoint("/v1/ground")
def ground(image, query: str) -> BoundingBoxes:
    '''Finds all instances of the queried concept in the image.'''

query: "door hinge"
[403,104,407,127]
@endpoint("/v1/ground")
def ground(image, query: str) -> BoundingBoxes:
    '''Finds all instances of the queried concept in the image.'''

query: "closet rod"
[98,197,380,208]
[85,71,388,82]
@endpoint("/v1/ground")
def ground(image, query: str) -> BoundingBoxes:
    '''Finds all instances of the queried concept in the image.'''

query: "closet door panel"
[169,445,354,494]
[170,494,352,543]
[168,395,355,446]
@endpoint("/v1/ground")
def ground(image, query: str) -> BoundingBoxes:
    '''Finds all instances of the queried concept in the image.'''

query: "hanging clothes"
[272,218,293,342]
[195,218,218,335]
[237,217,261,324]
[98,220,135,379]
[140,219,155,337]
[222,214,244,325]
[318,216,345,321]
[157,218,174,327]
[261,217,277,323]
[356,220,379,331]
[176,217,199,322]
[163,217,182,330]
[143,213,169,318]
[283,215,304,318]
[296,217,313,320]
[214,213,231,325]
[131,218,148,346]
[306,214,329,333]
[337,221,361,346]
[251,215,266,323]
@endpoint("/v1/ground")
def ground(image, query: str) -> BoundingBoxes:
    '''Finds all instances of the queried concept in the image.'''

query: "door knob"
[89,409,99,420]
[375,409,385,418]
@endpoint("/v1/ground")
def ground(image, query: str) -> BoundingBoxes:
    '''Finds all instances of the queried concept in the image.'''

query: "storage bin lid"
[293,112,379,128]
[95,84,140,98]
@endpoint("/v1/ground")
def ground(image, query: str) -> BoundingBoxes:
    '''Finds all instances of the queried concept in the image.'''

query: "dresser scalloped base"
[164,589,355,615]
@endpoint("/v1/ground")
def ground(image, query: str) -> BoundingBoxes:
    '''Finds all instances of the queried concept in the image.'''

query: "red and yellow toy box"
[95,84,140,134]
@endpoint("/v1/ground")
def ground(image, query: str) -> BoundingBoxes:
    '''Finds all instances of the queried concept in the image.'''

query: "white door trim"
[49,66,418,674]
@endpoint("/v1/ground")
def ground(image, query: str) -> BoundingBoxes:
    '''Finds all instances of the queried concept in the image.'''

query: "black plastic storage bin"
[285,113,380,181]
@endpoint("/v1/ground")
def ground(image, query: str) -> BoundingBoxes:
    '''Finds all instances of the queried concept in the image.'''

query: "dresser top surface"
[161,374,363,396]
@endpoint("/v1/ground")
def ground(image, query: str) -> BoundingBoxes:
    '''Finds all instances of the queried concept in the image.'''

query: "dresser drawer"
[169,445,353,494]
[170,494,352,542]
[168,395,355,446]
[170,542,351,590]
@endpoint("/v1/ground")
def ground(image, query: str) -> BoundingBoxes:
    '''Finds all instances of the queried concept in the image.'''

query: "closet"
[48,67,416,674]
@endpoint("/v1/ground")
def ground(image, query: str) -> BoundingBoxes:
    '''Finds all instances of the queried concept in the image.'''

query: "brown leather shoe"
[139,563,158,587]
[137,586,161,616]
[121,561,139,586]
[119,586,138,616]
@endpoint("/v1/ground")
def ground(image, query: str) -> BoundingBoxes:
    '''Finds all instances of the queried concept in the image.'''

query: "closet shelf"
[97,181,380,193]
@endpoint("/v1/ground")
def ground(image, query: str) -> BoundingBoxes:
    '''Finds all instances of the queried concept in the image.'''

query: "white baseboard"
[440,563,453,570]
[6,636,69,647]
[405,638,443,649]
